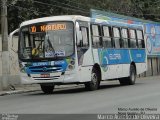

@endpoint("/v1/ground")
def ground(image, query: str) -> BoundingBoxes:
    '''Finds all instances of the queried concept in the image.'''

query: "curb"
[0,89,41,96]
[0,85,83,96]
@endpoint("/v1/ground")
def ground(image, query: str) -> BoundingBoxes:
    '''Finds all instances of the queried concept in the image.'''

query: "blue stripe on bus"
[98,49,146,66]
[25,60,68,74]
[130,49,146,63]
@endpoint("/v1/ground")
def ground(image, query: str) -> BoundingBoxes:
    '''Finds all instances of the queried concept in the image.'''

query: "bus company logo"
[42,67,47,72]
[98,49,108,72]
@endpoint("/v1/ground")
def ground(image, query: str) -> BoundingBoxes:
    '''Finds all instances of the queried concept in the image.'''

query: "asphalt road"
[0,76,160,119]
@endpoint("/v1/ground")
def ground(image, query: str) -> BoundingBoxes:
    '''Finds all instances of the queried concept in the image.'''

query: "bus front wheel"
[40,83,55,94]
[85,68,100,91]
[119,65,136,85]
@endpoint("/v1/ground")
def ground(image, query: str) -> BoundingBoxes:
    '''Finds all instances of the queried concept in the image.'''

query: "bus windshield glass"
[19,22,74,60]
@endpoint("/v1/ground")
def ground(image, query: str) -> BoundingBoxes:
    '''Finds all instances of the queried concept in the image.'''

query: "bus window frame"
[76,20,90,48]
[128,28,138,48]
[101,25,114,48]
[79,26,89,48]
[112,26,121,49]
[121,27,129,48]
[91,24,103,48]
[18,21,75,62]
[136,29,145,48]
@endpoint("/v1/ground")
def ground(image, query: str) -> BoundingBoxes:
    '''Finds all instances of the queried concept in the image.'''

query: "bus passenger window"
[129,29,137,48]
[102,26,112,48]
[91,25,101,48]
[136,30,144,48]
[81,27,89,47]
[113,27,120,48]
[121,28,128,48]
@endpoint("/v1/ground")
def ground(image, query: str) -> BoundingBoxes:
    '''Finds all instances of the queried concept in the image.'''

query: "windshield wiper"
[47,37,55,53]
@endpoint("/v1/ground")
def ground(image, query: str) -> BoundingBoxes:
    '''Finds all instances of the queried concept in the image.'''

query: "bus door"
[76,21,90,66]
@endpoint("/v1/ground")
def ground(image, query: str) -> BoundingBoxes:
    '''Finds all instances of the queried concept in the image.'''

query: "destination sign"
[30,23,67,33]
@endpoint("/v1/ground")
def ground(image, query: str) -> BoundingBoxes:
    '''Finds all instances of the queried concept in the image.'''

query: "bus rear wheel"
[119,65,136,85]
[85,68,100,91]
[40,83,55,94]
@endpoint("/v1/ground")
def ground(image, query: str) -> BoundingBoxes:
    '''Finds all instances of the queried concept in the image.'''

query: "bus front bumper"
[20,72,80,84]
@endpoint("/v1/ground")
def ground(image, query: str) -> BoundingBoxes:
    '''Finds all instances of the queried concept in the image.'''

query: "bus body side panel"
[135,63,147,75]
[92,48,120,80]
[130,49,147,75]
[94,48,147,80]
[77,47,94,82]
[92,49,100,64]
[122,64,130,77]
[97,48,120,80]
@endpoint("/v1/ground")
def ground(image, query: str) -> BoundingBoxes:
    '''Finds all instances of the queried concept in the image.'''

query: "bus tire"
[119,65,136,85]
[85,68,100,91]
[40,83,55,94]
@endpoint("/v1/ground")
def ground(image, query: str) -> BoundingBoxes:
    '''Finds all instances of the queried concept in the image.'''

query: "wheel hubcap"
[91,73,97,85]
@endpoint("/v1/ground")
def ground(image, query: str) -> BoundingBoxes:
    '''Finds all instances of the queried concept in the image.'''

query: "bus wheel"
[85,68,100,91]
[119,65,136,85]
[40,83,55,94]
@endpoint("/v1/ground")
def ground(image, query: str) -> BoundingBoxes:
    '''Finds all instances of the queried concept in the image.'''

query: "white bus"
[10,15,147,93]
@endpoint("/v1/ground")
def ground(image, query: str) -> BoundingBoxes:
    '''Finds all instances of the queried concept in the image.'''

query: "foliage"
[1,0,160,33]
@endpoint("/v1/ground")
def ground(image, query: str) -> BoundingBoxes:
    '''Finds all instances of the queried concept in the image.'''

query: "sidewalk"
[0,84,80,96]
[0,84,41,96]
[0,75,160,96]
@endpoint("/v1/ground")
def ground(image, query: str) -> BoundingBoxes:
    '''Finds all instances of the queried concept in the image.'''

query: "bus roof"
[20,15,90,27]
[91,18,143,30]
[90,9,160,25]
[20,14,143,30]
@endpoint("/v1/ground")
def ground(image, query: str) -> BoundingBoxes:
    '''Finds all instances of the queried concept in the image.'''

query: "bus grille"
[28,65,63,73]
[32,76,60,80]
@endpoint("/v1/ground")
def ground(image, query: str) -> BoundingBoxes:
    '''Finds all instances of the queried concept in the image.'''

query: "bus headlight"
[68,64,74,70]
[67,60,75,70]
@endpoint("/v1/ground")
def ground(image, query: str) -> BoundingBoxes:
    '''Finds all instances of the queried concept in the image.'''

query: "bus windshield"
[19,22,74,61]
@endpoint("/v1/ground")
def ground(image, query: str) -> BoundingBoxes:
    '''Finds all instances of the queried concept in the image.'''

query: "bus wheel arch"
[131,62,137,75]
[119,62,136,85]
[128,62,137,85]
[84,63,101,91]
[93,63,102,82]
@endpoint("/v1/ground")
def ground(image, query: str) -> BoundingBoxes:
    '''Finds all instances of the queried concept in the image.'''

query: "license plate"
[40,74,50,78]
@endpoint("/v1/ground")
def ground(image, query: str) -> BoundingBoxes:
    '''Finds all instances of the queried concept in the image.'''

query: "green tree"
[5,0,160,33]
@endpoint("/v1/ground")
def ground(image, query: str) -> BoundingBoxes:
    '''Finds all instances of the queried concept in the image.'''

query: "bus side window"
[136,30,145,48]
[102,26,113,48]
[113,27,120,48]
[80,27,89,48]
[91,24,101,48]
[121,28,128,48]
[129,29,137,48]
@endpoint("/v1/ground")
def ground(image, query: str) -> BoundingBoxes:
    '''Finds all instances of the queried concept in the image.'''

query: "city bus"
[10,15,147,93]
